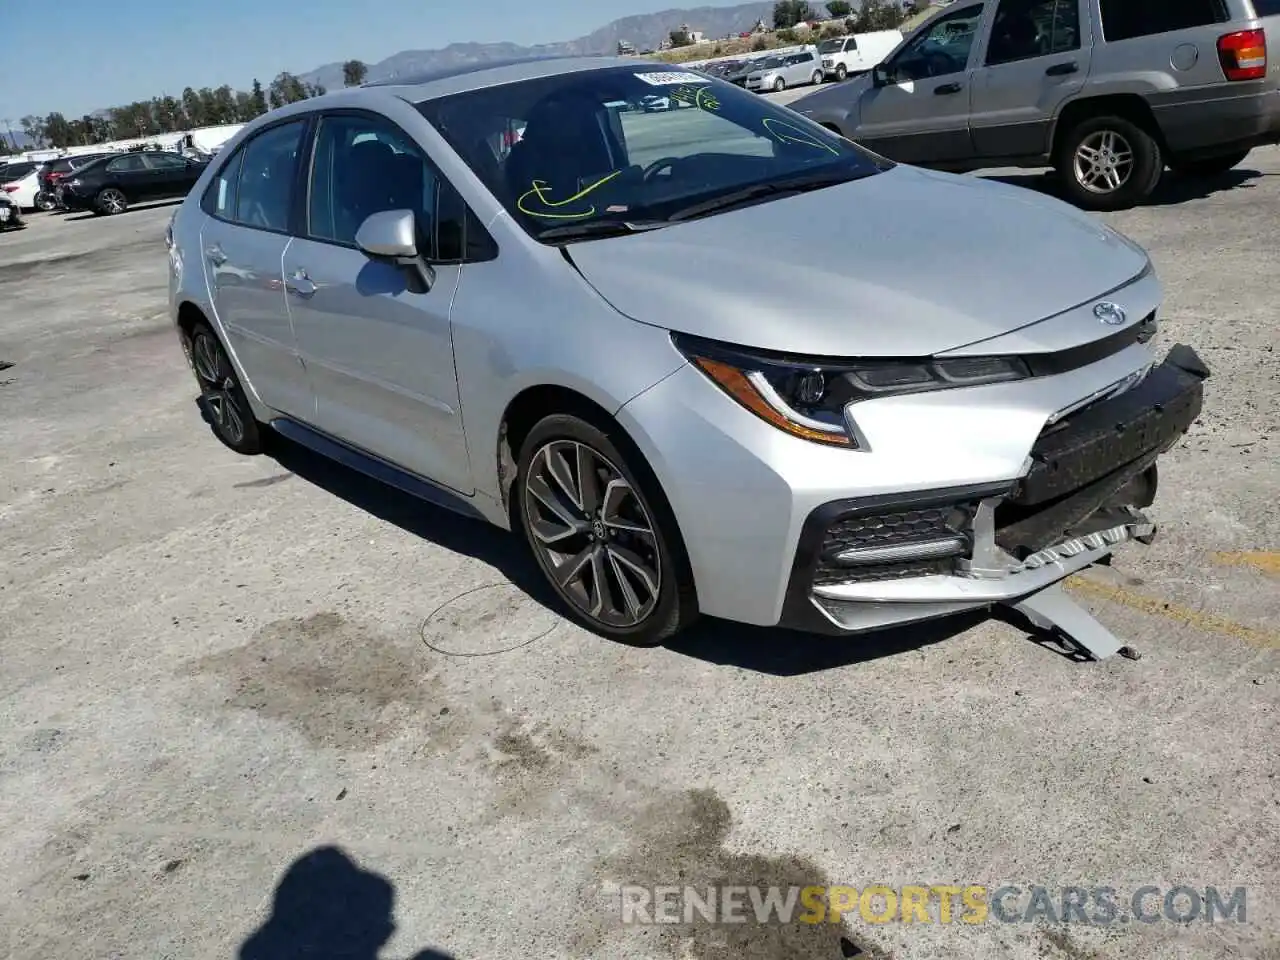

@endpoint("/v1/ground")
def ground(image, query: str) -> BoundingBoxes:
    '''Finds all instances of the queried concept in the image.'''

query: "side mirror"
[355,209,436,292]
[872,64,891,87]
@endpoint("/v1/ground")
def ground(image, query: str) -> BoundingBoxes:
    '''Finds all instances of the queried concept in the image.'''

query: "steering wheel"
[642,156,683,182]
[921,50,959,77]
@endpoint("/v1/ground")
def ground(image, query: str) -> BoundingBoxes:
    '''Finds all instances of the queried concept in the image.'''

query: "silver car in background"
[166,56,1208,653]
[746,50,825,91]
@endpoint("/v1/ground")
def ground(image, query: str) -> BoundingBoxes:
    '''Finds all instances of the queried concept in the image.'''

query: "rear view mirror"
[872,65,891,87]
[355,209,436,292]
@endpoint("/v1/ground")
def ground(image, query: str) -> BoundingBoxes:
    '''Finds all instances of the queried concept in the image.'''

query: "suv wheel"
[1170,149,1250,178]
[1055,115,1163,212]
[811,69,824,85]
[836,64,848,81]
[516,414,698,646]
[186,321,264,455]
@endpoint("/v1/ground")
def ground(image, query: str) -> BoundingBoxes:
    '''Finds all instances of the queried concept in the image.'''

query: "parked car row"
[0,149,209,219]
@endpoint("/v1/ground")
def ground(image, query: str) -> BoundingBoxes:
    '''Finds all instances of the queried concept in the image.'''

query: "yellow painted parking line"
[1065,576,1279,650]
[1211,551,1280,577]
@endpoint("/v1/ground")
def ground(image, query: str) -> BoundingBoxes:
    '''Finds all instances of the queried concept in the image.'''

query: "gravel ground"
[1,143,1277,960]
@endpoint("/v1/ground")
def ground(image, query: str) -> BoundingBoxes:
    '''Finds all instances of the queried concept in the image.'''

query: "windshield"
[818,39,845,53]
[416,66,887,243]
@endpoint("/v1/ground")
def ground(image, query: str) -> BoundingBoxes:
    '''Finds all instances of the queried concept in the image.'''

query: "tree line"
[17,59,372,150]
[772,0,916,30]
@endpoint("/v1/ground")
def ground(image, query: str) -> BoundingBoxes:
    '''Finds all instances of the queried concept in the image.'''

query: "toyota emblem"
[1093,301,1127,325]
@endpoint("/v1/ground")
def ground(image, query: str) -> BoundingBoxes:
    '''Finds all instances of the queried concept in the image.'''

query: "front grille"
[812,557,952,586]
[815,503,976,585]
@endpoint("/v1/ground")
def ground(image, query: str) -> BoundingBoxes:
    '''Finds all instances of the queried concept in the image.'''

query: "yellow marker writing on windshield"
[517,170,624,220]
[762,118,840,155]
[671,84,720,111]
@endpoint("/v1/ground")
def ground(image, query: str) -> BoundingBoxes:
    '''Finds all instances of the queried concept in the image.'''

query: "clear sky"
[0,0,750,123]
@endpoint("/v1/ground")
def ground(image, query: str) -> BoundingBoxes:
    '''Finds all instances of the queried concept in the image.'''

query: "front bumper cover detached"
[778,344,1210,653]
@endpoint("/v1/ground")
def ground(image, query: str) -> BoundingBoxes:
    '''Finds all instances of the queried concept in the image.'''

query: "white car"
[1,161,42,211]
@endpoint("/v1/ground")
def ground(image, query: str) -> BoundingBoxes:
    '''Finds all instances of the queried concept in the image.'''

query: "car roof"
[365,55,661,102]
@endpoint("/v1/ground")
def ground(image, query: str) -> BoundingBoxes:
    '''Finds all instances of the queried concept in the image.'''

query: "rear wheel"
[95,187,128,216]
[186,321,264,455]
[1170,149,1250,178]
[515,414,697,646]
[1054,115,1163,211]
[811,69,823,86]
[35,194,57,212]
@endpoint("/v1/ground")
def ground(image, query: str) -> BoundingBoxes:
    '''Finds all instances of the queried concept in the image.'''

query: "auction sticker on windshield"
[636,72,709,85]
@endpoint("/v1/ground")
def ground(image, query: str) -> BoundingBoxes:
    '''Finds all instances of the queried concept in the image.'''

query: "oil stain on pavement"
[191,611,465,751]
[575,787,887,959]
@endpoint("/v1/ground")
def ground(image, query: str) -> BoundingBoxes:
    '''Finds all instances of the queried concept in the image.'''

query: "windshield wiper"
[536,219,668,242]
[666,169,870,223]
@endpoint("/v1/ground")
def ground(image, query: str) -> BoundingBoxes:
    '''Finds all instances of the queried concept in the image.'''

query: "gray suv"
[794,0,1280,209]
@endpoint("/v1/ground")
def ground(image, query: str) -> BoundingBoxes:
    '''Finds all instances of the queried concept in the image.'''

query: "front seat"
[504,97,616,206]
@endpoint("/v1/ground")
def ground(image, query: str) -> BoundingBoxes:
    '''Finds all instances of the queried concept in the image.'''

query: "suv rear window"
[1100,0,1229,41]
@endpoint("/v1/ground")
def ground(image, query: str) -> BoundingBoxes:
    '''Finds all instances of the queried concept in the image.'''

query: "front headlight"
[672,333,1031,448]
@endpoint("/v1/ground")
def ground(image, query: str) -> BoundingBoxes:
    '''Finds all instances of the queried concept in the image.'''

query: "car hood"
[566,165,1149,357]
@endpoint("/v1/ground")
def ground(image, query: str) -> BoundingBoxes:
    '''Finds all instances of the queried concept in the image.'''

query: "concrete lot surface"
[1,149,1278,960]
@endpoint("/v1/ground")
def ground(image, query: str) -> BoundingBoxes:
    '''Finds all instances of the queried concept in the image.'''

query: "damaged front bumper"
[779,344,1209,642]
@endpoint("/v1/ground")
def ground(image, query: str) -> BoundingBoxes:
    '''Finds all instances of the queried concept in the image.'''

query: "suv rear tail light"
[1218,29,1267,81]
[2,185,17,193]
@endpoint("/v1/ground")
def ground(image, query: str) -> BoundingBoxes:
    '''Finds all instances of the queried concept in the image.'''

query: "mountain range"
[298,3,779,91]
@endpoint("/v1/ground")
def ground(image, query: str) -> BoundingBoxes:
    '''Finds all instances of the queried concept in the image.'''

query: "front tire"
[95,187,128,216]
[1054,115,1163,211]
[1170,149,1250,178]
[515,414,697,646]
[773,77,786,92]
[185,321,264,455]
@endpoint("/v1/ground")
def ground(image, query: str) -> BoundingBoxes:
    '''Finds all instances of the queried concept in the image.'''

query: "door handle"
[1045,61,1079,76]
[285,269,316,298]
[934,82,963,95]
[205,244,227,266]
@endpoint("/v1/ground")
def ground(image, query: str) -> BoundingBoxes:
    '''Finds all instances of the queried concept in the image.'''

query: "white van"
[817,29,904,81]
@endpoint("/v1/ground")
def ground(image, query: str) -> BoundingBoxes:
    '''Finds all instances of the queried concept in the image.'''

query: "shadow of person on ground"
[239,845,455,960]
[982,166,1264,207]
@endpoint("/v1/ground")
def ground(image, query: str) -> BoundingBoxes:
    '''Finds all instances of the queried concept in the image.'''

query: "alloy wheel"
[100,189,126,214]
[1073,130,1135,194]
[191,331,247,446]
[523,439,662,628]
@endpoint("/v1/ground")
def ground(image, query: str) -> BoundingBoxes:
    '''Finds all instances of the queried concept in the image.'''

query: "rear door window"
[1099,0,1229,41]
[106,154,147,174]
[987,0,1082,65]
[232,120,306,232]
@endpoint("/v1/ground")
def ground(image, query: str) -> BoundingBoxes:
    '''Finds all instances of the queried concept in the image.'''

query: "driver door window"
[306,113,441,255]
[885,3,985,81]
